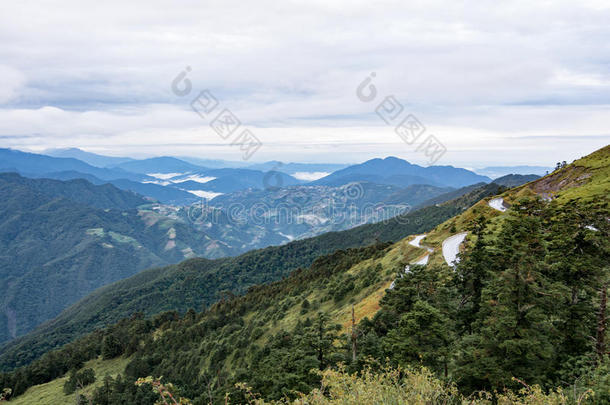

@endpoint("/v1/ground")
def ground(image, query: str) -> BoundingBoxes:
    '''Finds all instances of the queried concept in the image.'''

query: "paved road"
[489,197,507,212]
[413,254,429,265]
[409,234,427,248]
[442,232,468,267]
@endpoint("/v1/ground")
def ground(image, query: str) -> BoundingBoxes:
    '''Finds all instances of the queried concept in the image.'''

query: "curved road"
[442,232,468,267]
[390,239,432,288]
[409,234,427,248]
[489,197,507,212]
[413,253,429,266]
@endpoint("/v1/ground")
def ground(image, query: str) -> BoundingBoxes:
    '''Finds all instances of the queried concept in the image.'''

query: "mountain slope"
[3,146,608,404]
[0,173,147,210]
[313,156,491,188]
[31,171,199,205]
[44,148,134,168]
[491,173,539,187]
[382,184,454,206]
[0,149,149,182]
[0,182,502,370]
[0,174,225,344]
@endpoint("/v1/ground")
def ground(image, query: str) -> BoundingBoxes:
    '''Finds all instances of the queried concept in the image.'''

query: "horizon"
[6,146,561,173]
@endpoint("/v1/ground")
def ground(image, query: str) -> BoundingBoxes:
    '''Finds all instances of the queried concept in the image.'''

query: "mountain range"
[0,148,543,351]
[0,180,506,370]
[0,145,606,404]
[312,156,491,188]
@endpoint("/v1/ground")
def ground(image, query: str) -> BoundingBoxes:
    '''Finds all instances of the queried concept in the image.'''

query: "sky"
[0,0,609,167]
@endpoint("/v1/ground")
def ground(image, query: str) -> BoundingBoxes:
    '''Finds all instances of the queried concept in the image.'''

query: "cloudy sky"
[0,0,609,166]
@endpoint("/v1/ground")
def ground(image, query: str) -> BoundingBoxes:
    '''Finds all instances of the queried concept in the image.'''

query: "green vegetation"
[0,173,216,345]
[63,368,95,394]
[1,146,607,404]
[7,357,129,405]
[0,182,501,371]
[3,194,608,404]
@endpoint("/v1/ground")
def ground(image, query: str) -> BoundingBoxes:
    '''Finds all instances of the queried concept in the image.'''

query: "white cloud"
[0,66,26,104]
[291,172,330,181]
[0,0,609,164]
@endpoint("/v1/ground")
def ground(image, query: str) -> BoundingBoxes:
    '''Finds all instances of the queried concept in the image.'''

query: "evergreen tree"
[457,199,559,391]
[456,215,492,334]
[383,300,453,376]
[301,312,341,371]
[101,334,123,360]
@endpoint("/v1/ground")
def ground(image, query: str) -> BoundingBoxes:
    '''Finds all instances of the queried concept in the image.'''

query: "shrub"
[63,368,95,395]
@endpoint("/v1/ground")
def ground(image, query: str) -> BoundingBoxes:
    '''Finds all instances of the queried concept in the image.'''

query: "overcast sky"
[0,0,609,166]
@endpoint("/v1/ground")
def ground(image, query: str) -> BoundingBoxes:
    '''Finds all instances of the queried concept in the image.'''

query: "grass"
[245,144,610,349]
[10,356,130,405]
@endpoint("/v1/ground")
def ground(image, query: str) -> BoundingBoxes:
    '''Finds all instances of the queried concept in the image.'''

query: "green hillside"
[0,174,217,344]
[0,182,502,371]
[2,145,608,404]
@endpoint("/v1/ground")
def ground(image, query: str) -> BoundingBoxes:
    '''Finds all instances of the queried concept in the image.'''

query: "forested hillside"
[0,173,148,210]
[0,174,213,344]
[0,182,503,371]
[1,146,607,404]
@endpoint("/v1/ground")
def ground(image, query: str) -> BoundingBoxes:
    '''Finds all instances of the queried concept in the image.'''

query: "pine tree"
[456,215,492,334]
[456,199,559,391]
[301,312,341,370]
[383,300,453,376]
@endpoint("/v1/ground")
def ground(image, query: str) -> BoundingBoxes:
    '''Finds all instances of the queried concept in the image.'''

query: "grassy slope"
[9,191,503,403]
[254,143,610,336]
[10,357,129,405]
[10,145,609,403]
[0,183,502,371]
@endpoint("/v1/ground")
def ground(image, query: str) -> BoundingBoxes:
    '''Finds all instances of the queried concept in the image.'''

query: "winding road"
[488,197,507,212]
[390,194,508,290]
[409,234,427,248]
[390,236,432,288]
[413,253,429,266]
[442,232,468,267]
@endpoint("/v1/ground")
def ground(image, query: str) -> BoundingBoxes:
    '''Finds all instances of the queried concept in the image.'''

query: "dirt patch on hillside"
[529,165,591,195]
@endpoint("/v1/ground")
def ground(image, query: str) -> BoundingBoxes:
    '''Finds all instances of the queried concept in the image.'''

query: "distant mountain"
[314,172,435,187]
[111,157,206,174]
[178,157,251,169]
[474,165,551,178]
[412,174,538,209]
[210,182,414,240]
[187,168,302,193]
[0,173,147,210]
[5,172,449,344]
[246,161,348,176]
[108,178,199,205]
[112,157,304,193]
[25,170,199,205]
[492,173,540,187]
[4,150,303,204]
[413,182,488,208]
[44,148,134,168]
[0,149,149,182]
[312,156,491,188]
[382,184,454,206]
